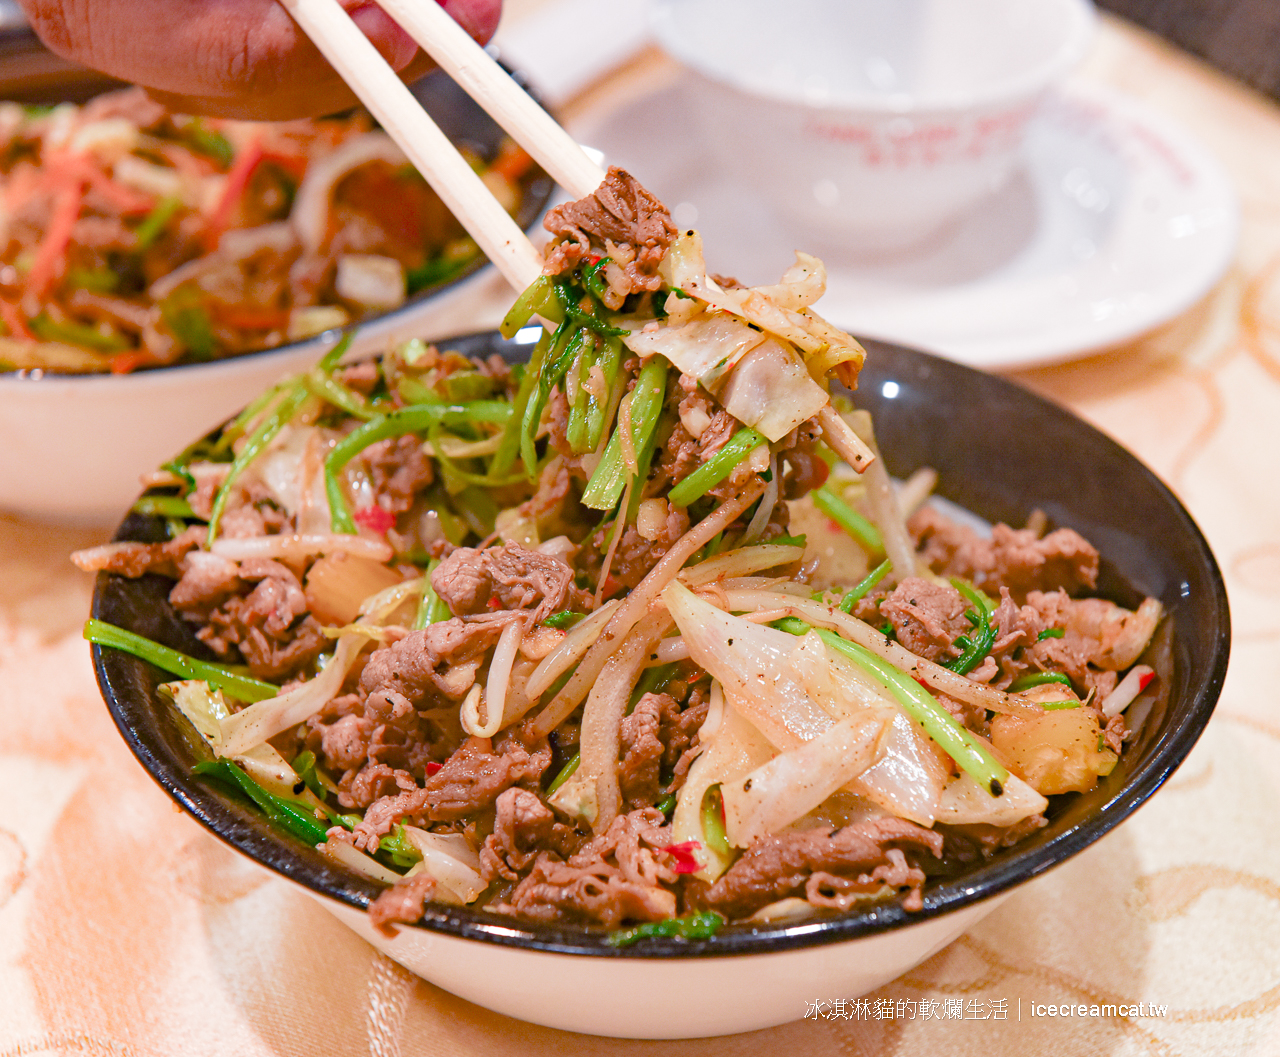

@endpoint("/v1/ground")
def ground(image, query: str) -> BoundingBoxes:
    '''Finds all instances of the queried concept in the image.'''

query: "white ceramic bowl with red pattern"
[652,0,1096,254]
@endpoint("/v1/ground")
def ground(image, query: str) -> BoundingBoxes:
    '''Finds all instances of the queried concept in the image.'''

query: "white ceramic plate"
[576,80,1239,370]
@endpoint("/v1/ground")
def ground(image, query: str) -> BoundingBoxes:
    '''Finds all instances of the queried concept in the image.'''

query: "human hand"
[17,0,502,120]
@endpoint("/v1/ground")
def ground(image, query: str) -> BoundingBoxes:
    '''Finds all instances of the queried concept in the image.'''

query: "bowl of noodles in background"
[86,325,1229,1039]
[0,32,553,523]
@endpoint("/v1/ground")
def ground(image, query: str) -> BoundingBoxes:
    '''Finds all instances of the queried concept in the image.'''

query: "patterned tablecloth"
[2,10,1278,1057]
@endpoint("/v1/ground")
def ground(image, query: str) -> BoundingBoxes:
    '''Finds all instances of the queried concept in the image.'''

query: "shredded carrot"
[491,141,534,182]
[259,149,310,181]
[215,305,289,330]
[26,181,84,300]
[203,133,264,250]
[109,349,159,375]
[0,300,33,341]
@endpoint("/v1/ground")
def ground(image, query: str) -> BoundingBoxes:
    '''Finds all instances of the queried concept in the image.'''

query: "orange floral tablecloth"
[3,11,1279,1057]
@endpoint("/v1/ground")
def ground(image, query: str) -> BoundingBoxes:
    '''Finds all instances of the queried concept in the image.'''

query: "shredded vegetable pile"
[0,88,532,374]
[76,169,1170,941]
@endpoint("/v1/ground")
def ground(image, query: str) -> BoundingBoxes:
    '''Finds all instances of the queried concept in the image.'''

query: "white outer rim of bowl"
[651,0,1098,114]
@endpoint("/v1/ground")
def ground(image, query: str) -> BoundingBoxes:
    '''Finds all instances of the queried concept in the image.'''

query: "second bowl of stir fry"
[0,72,552,521]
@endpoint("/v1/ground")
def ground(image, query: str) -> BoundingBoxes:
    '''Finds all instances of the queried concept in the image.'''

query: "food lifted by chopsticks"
[75,171,1169,938]
[0,90,536,374]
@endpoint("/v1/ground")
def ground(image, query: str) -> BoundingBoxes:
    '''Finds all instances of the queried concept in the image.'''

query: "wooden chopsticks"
[371,0,607,200]
[278,0,560,292]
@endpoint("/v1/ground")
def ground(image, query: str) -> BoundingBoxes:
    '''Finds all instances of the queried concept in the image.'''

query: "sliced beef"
[617,689,708,806]
[618,693,667,809]
[358,619,502,705]
[499,808,678,926]
[542,167,676,296]
[662,684,710,789]
[70,525,205,578]
[877,578,972,664]
[363,434,434,515]
[189,558,326,679]
[430,541,588,621]
[480,787,583,883]
[582,502,691,596]
[910,506,1099,600]
[806,848,927,911]
[167,551,242,608]
[703,817,944,919]
[367,871,437,937]
[1023,590,1158,698]
[352,731,551,848]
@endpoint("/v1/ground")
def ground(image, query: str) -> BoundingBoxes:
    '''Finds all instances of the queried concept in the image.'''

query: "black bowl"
[89,333,1230,960]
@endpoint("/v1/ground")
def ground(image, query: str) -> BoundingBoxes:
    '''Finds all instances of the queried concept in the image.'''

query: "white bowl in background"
[0,271,512,523]
[652,0,1096,254]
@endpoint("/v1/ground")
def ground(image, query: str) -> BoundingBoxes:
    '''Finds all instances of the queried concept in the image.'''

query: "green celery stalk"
[546,752,580,794]
[586,335,625,451]
[490,327,551,478]
[29,314,129,353]
[414,559,452,629]
[1009,670,1073,692]
[581,358,668,510]
[500,275,562,337]
[609,910,725,947]
[324,400,512,533]
[131,495,199,519]
[945,579,997,676]
[839,558,892,613]
[193,758,329,845]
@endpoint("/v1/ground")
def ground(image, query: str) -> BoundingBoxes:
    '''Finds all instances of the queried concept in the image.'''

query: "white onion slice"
[551,610,671,830]
[671,685,774,882]
[936,772,1047,827]
[219,631,365,756]
[663,580,833,749]
[400,826,485,904]
[721,711,886,848]
[679,544,804,587]
[720,589,1042,717]
[321,838,403,883]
